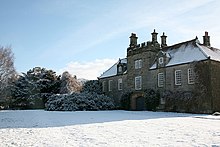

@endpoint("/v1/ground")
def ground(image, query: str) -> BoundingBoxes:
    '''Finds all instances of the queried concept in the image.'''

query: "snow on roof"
[165,40,207,67]
[150,39,220,69]
[99,58,127,79]
[197,44,220,62]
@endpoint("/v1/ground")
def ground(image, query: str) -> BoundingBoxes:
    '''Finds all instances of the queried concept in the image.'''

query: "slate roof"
[150,38,220,69]
[99,58,127,79]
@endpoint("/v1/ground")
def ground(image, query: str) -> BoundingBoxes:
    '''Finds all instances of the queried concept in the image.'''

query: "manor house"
[98,30,220,113]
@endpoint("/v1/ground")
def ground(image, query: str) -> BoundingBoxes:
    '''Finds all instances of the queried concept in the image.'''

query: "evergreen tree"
[10,67,61,109]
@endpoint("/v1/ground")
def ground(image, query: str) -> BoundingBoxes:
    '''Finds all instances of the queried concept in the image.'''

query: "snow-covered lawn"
[0,110,220,147]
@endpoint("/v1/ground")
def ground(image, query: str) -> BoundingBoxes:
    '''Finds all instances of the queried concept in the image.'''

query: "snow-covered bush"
[81,80,103,94]
[45,92,115,111]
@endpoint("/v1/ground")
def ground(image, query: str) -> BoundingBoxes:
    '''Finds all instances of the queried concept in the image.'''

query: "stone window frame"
[108,80,113,91]
[135,59,142,69]
[188,68,194,84]
[175,70,182,85]
[102,81,106,92]
[118,78,122,90]
[158,72,164,87]
[135,76,142,90]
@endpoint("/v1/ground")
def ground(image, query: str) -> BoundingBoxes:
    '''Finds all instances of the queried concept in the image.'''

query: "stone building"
[98,30,220,113]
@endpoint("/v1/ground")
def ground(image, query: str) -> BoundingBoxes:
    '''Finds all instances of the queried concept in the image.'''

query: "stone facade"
[210,60,220,112]
[99,30,220,113]
[101,74,127,106]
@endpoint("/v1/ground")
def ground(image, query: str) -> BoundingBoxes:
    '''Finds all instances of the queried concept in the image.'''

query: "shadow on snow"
[0,110,206,129]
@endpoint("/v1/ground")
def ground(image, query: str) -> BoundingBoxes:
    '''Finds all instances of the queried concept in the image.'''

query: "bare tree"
[60,71,82,94]
[0,46,17,108]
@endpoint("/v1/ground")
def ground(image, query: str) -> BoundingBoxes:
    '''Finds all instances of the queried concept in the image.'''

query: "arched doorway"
[130,92,145,110]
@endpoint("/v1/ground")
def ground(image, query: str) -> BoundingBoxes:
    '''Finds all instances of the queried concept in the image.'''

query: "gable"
[99,58,127,79]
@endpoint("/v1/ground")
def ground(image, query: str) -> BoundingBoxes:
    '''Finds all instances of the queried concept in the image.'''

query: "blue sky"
[1,0,220,79]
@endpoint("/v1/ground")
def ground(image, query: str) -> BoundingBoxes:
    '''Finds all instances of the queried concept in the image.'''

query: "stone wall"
[147,63,196,92]
[210,60,220,112]
[127,46,158,91]
[147,61,214,113]
[99,74,127,107]
[194,60,212,113]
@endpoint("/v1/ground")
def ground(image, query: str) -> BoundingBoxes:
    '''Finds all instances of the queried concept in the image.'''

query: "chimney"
[203,31,210,47]
[161,32,167,48]
[129,33,138,47]
[151,29,158,43]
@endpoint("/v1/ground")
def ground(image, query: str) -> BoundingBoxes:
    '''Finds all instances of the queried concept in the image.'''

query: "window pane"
[158,73,164,87]
[139,60,142,68]
[175,70,181,85]
[159,57,163,64]
[118,66,122,72]
[188,68,194,84]
[118,78,122,90]
[135,60,138,69]
[135,59,142,69]
[109,80,112,91]
[135,76,142,90]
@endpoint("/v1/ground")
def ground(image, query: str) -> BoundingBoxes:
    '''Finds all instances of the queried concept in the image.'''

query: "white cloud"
[59,59,117,80]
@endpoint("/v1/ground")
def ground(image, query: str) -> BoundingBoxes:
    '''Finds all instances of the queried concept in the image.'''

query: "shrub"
[120,92,132,110]
[144,89,160,111]
[81,80,103,95]
[162,90,203,113]
[45,92,115,111]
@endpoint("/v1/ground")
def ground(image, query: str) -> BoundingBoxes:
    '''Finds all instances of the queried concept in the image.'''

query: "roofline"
[99,62,118,78]
[162,38,197,51]
[98,72,127,79]
[196,43,210,58]
[149,59,210,70]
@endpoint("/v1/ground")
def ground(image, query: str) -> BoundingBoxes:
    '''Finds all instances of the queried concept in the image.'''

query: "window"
[135,59,142,69]
[158,73,164,87]
[175,70,182,85]
[102,81,106,92]
[159,57,163,64]
[135,76,142,90]
[118,66,122,73]
[118,78,122,90]
[108,80,112,91]
[188,68,194,84]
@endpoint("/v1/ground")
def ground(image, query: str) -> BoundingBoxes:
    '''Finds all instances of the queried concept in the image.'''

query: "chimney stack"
[129,33,138,47]
[203,31,210,47]
[151,29,158,43]
[161,32,167,48]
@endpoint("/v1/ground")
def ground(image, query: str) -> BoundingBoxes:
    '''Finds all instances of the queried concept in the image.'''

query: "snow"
[0,110,220,146]
[165,42,207,67]
[197,43,220,62]
[150,39,220,69]
[99,58,127,79]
